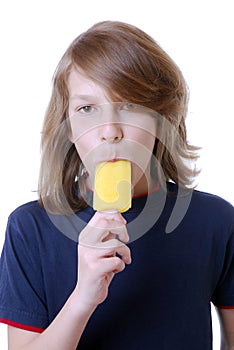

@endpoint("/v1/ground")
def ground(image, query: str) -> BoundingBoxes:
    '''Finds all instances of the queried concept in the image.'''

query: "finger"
[78,240,131,264]
[97,256,126,274]
[94,242,131,265]
[115,243,132,264]
[79,237,124,250]
[93,211,127,225]
[96,220,129,243]
[79,219,129,248]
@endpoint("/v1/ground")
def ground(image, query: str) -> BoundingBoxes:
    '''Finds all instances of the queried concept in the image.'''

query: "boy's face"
[68,68,157,195]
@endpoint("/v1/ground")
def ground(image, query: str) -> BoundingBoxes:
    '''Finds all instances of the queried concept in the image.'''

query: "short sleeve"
[212,228,234,308]
[0,212,48,332]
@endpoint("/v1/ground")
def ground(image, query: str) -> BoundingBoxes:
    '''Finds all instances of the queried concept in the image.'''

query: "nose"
[100,122,123,143]
[99,107,123,143]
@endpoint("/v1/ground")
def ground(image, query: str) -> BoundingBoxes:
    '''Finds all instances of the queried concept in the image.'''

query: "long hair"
[38,21,200,214]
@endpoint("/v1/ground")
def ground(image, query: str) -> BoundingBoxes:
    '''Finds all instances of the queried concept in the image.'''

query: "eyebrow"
[69,94,96,102]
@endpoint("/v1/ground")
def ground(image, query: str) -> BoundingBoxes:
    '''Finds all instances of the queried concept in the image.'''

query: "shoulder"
[6,200,56,242]
[190,188,234,233]
[9,200,45,218]
[166,182,234,228]
[8,200,49,227]
[6,200,88,244]
[192,188,234,215]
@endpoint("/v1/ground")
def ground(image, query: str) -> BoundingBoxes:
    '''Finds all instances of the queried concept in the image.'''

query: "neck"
[132,172,158,197]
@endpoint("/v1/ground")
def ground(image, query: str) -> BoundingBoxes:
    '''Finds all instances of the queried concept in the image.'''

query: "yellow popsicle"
[93,160,131,213]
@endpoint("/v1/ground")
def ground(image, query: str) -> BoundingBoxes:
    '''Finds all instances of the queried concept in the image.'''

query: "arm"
[216,307,234,350]
[8,211,131,350]
[8,292,96,350]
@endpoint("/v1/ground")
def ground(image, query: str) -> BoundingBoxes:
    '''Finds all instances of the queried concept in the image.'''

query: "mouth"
[107,158,123,162]
[102,157,129,164]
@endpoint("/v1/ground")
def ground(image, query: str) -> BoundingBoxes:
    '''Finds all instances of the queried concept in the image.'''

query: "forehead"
[68,68,110,102]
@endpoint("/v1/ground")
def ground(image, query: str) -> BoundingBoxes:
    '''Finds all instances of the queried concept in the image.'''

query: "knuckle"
[96,218,111,229]
[114,257,125,271]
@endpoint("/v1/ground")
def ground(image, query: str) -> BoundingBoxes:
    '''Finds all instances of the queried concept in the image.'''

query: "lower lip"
[96,158,128,165]
[107,158,126,162]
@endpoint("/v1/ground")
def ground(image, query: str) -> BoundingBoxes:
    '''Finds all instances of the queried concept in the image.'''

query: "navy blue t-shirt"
[0,183,234,349]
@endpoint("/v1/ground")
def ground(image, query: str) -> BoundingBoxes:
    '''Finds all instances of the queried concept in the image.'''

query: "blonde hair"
[38,21,199,214]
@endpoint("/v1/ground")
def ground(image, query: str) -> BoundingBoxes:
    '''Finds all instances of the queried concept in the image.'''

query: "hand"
[75,211,131,309]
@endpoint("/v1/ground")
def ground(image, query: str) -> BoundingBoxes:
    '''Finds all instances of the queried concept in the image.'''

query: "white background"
[0,0,233,348]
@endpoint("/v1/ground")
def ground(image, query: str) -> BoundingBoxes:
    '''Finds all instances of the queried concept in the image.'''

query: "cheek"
[140,134,155,150]
[73,129,100,177]
[127,126,156,151]
[126,128,156,180]
[74,131,96,160]
[126,116,156,145]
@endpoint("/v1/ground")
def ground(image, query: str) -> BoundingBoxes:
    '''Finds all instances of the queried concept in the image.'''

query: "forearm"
[217,308,234,350]
[220,335,234,350]
[10,290,96,350]
[221,343,234,350]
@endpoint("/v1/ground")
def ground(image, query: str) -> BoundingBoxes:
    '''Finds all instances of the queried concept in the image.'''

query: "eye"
[119,102,140,115]
[122,102,135,110]
[77,105,94,114]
